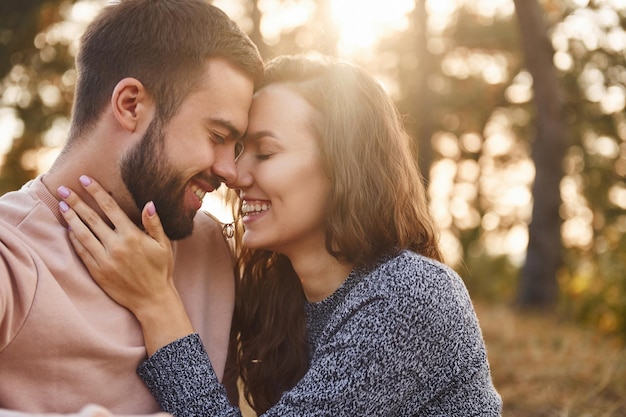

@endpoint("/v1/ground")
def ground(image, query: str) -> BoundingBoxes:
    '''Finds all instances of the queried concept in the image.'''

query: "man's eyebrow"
[205,117,243,140]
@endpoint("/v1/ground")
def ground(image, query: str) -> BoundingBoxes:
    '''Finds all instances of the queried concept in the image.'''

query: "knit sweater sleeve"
[138,334,241,417]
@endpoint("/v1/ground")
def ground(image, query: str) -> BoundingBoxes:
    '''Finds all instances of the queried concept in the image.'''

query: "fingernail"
[79,175,92,186]
[147,201,156,217]
[59,201,70,213]
[57,186,70,199]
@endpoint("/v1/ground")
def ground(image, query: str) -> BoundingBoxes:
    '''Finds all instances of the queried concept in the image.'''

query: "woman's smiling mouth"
[241,200,271,217]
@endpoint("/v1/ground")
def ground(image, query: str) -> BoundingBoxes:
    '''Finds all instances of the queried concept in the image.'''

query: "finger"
[67,228,95,264]
[60,200,108,262]
[78,404,114,417]
[141,201,170,248]
[77,175,139,233]
[57,183,117,244]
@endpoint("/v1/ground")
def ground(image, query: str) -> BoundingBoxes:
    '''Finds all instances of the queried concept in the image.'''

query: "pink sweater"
[0,176,235,414]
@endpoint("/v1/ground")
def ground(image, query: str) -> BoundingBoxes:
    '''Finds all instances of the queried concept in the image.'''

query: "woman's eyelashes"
[242,136,281,161]
[252,144,278,161]
[255,153,273,160]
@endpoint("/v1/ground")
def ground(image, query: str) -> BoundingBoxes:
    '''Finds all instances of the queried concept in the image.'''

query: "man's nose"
[212,145,238,186]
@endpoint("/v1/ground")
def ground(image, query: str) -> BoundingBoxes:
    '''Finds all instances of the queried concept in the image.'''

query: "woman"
[59,54,502,416]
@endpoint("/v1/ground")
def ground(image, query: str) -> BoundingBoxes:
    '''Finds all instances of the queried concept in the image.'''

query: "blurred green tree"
[0,0,77,194]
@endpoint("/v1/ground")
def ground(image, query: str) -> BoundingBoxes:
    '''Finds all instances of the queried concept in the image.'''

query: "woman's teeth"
[191,184,206,201]
[241,200,271,215]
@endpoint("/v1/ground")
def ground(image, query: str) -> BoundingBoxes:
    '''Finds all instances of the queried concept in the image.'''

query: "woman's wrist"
[133,286,196,356]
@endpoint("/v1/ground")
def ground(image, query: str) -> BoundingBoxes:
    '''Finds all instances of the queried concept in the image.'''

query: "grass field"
[477,301,626,416]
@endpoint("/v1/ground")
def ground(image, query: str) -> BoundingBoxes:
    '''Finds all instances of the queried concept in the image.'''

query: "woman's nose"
[229,152,253,189]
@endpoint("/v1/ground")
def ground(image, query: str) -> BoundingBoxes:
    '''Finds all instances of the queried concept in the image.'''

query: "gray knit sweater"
[138,250,502,416]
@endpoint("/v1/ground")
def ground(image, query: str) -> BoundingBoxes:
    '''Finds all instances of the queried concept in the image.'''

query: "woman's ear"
[111,78,153,132]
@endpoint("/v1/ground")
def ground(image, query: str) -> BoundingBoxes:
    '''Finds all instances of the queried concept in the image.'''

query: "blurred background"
[1,0,625,415]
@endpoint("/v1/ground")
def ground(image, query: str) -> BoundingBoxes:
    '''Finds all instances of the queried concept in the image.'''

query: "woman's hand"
[0,404,172,417]
[58,175,194,355]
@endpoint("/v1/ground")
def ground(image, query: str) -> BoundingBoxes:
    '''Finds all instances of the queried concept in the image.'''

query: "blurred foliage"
[552,1,626,340]
[1,0,625,340]
[0,0,77,192]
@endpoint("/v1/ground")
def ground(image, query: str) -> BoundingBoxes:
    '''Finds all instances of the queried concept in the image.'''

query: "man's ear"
[111,78,153,132]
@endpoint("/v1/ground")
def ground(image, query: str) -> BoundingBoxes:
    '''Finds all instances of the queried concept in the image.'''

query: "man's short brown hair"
[69,0,263,140]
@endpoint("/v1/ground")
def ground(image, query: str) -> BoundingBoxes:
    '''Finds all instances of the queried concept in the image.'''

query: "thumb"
[141,201,168,246]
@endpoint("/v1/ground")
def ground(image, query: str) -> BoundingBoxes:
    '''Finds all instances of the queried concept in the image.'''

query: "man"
[0,0,262,414]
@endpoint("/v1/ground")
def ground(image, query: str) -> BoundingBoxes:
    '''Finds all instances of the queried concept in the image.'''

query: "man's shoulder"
[0,178,45,229]
[187,211,228,247]
[193,210,224,232]
[172,211,232,269]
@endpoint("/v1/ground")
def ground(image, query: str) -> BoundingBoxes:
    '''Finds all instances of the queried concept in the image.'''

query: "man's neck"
[42,140,140,227]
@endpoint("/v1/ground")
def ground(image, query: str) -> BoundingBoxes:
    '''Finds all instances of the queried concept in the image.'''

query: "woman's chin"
[242,233,266,250]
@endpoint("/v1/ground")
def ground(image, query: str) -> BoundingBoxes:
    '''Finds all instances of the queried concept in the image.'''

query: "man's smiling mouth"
[190,183,207,202]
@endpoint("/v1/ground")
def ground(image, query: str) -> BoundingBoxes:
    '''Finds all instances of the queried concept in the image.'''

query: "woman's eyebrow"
[244,130,277,143]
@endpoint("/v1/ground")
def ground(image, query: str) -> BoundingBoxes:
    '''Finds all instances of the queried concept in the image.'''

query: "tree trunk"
[414,0,436,186]
[248,0,269,59]
[513,0,567,309]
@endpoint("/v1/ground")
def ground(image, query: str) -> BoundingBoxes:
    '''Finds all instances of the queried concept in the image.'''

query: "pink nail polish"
[147,201,156,216]
[59,201,70,213]
[79,175,92,186]
[58,186,70,199]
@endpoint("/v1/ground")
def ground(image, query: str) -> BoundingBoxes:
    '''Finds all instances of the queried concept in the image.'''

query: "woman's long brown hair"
[230,54,442,414]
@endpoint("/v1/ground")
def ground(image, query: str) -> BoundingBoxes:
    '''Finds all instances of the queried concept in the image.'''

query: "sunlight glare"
[69,0,106,23]
[211,0,253,32]
[562,217,594,249]
[432,132,460,159]
[439,229,463,266]
[483,133,514,156]
[42,117,70,148]
[606,0,626,10]
[560,175,595,250]
[459,133,482,153]
[259,0,316,46]
[202,189,234,224]
[426,0,459,34]
[554,51,574,71]
[583,133,620,158]
[482,224,528,267]
[0,108,24,155]
[38,83,62,108]
[465,0,515,21]
[608,184,626,209]
[330,0,414,57]
[600,85,626,114]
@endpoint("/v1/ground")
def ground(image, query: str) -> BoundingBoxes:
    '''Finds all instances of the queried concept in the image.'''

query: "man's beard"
[121,118,196,240]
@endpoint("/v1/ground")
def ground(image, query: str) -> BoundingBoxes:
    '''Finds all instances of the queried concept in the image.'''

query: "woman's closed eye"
[243,134,282,161]
[255,153,273,161]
